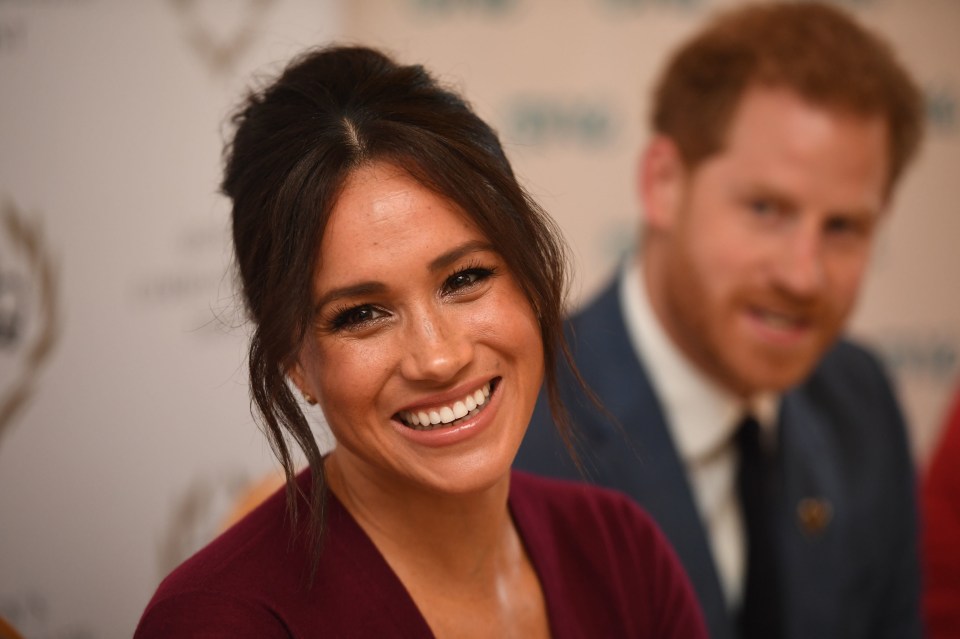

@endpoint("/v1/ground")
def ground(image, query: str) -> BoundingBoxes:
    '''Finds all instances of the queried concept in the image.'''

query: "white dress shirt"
[618,258,779,610]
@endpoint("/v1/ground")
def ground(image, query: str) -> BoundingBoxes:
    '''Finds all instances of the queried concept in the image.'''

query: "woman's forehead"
[314,164,490,280]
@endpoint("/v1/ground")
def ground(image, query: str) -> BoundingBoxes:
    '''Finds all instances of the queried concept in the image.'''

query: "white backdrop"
[0,1,956,637]
[0,2,340,637]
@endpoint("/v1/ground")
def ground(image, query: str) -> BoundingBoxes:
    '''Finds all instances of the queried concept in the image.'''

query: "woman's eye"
[330,304,386,331]
[442,267,495,295]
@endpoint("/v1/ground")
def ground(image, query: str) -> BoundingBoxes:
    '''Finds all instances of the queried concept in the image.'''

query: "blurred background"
[0,0,956,636]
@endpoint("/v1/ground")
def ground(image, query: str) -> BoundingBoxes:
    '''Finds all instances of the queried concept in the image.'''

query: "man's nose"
[773,222,826,299]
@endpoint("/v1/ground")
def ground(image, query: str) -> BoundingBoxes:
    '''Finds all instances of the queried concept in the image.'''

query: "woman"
[135,46,705,638]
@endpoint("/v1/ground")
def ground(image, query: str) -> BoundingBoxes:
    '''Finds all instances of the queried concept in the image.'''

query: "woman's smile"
[395,378,497,430]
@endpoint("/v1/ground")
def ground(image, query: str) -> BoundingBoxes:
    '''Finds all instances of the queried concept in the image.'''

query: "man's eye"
[442,267,495,295]
[825,216,869,237]
[749,198,778,216]
[330,304,386,330]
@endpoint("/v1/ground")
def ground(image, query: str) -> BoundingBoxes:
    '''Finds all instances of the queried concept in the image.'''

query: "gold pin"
[797,497,833,537]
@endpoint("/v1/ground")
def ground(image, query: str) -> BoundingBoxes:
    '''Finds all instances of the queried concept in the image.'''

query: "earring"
[302,391,317,405]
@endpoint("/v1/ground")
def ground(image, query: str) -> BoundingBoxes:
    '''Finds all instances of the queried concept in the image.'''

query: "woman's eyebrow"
[313,240,494,313]
[428,240,495,273]
[314,282,386,314]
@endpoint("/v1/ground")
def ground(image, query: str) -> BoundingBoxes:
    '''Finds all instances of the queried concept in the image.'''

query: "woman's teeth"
[398,382,492,431]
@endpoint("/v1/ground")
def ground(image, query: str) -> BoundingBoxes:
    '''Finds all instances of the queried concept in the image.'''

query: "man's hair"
[652,1,924,192]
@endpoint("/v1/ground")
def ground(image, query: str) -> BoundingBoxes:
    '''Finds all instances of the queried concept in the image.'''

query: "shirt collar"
[618,257,780,462]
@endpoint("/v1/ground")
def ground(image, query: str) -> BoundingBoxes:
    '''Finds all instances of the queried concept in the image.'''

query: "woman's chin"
[326,442,517,501]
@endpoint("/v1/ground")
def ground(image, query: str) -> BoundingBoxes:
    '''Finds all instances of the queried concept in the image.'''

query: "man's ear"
[638,135,686,232]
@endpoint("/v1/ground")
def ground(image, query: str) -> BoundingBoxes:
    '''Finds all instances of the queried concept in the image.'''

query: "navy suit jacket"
[515,277,921,639]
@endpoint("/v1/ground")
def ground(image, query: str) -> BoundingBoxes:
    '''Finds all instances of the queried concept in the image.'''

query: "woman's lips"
[395,379,497,431]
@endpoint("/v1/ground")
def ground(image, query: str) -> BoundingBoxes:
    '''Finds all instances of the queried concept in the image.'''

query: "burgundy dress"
[135,470,707,638]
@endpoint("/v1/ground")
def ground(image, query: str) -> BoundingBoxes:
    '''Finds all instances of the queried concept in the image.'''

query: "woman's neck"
[323,451,549,639]
[324,451,516,581]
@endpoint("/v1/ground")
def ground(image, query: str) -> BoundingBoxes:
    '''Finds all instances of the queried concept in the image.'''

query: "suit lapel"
[778,391,845,639]
[570,279,736,639]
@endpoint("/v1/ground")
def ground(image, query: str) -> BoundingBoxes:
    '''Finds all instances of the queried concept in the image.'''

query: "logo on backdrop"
[504,96,617,149]
[0,18,26,54]
[599,0,880,15]
[167,0,278,76]
[409,0,517,15]
[128,221,236,337]
[0,589,95,639]
[0,0,93,56]
[809,0,882,7]
[926,85,957,134]
[875,330,959,384]
[601,0,703,10]
[158,469,267,577]
[0,198,60,452]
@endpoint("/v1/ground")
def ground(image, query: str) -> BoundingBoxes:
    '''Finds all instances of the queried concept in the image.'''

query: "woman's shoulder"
[508,469,681,592]
[509,470,708,638]
[135,589,293,638]
[136,470,433,638]
[135,475,309,637]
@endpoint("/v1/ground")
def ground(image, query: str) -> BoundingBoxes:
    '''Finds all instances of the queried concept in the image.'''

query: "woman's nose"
[399,308,472,383]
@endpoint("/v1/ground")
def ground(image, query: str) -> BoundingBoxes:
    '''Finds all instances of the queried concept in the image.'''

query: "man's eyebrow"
[314,281,387,314]
[741,183,797,204]
[428,240,495,273]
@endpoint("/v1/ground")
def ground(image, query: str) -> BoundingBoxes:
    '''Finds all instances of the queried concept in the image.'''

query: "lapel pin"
[797,497,833,537]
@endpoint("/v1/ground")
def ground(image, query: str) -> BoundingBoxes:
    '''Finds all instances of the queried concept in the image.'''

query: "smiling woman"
[134,46,707,638]
[290,163,544,500]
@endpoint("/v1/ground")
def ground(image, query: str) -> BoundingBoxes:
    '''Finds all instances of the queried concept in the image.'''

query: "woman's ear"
[638,135,686,232]
[288,363,318,405]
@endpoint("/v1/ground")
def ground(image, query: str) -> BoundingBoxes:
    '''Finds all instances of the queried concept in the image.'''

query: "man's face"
[645,86,890,397]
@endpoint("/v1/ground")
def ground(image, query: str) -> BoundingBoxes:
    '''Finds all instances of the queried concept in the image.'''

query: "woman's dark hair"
[222,45,578,571]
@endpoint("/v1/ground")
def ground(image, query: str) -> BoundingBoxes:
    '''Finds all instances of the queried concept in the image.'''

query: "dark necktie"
[736,415,781,639]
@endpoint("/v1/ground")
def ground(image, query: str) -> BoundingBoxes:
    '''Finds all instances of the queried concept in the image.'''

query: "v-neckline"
[325,473,559,638]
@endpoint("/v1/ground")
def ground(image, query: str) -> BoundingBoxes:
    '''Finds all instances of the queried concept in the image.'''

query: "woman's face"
[291,162,544,497]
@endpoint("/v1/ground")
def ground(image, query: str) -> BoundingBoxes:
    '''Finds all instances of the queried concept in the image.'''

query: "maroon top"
[136,470,706,638]
[923,390,960,639]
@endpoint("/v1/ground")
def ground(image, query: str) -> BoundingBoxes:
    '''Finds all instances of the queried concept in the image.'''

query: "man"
[515,3,924,639]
